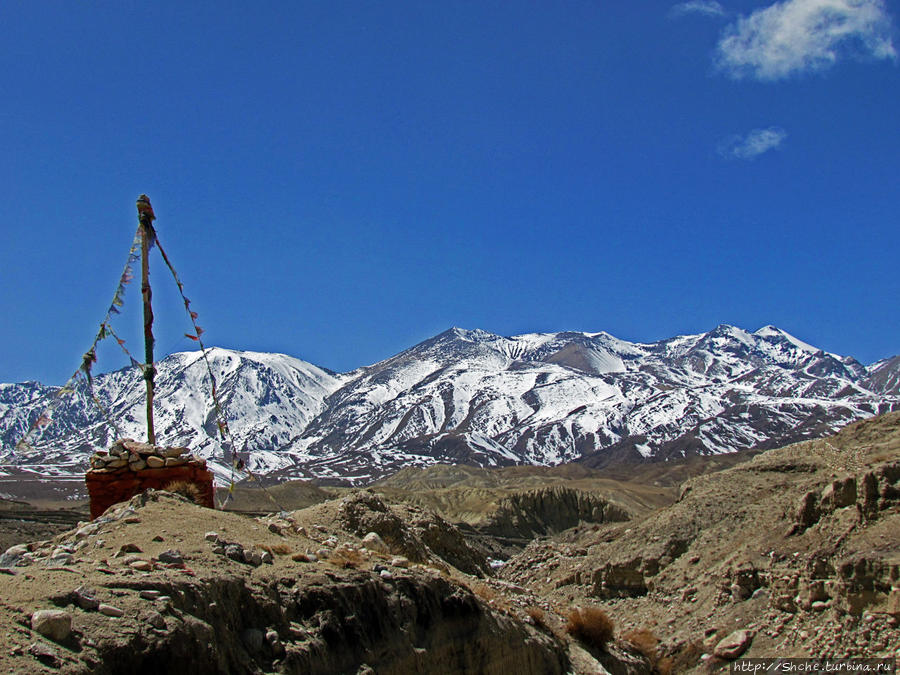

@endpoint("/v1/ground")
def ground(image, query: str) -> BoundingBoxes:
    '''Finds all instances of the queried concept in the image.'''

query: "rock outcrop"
[480,487,630,540]
[0,490,571,674]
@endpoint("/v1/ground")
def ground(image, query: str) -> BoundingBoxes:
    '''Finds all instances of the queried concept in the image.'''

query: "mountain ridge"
[1,324,897,484]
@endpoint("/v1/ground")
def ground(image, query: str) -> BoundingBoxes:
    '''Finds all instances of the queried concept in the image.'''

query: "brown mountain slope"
[500,411,900,667]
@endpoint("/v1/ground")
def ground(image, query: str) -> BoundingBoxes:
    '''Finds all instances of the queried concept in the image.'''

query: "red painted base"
[85,465,215,519]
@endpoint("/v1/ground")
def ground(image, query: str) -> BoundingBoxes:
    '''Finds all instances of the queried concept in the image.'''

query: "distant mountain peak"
[1,324,897,485]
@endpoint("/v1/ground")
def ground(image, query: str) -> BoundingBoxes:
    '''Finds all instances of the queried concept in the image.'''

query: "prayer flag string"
[153,233,285,512]
[13,226,145,455]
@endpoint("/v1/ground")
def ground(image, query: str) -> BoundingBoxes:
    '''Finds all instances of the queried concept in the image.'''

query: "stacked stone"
[89,438,207,472]
[85,438,214,519]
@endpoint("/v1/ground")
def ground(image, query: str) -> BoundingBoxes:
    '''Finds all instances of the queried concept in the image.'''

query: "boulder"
[714,629,754,659]
[30,610,72,642]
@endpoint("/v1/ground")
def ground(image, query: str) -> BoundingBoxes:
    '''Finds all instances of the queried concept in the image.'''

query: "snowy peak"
[865,355,900,395]
[0,324,897,485]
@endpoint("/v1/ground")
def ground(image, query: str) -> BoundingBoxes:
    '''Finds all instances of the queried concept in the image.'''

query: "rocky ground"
[499,412,900,669]
[0,488,648,674]
[1,412,898,673]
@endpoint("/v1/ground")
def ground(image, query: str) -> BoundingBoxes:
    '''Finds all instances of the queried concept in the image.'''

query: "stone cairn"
[86,438,215,519]
[90,438,204,472]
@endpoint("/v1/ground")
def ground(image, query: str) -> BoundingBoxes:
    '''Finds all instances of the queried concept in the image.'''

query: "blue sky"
[1,1,897,384]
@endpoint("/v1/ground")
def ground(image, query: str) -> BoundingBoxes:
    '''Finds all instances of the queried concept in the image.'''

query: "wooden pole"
[136,195,157,445]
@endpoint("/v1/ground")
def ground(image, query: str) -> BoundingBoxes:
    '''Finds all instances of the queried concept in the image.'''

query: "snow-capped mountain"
[0,349,343,482]
[1,325,897,484]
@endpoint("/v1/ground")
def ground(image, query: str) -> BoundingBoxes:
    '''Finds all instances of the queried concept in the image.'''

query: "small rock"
[151,535,164,542]
[98,604,124,617]
[116,543,142,556]
[47,551,74,566]
[1,544,31,567]
[244,550,262,567]
[241,628,264,653]
[28,641,58,665]
[391,557,409,569]
[130,560,153,572]
[74,587,100,611]
[157,550,184,565]
[225,544,245,562]
[362,532,389,554]
[204,531,220,543]
[139,590,160,600]
[260,551,274,565]
[31,609,72,642]
[145,455,165,468]
[212,545,225,555]
[714,629,754,659]
[379,569,393,580]
[146,612,166,629]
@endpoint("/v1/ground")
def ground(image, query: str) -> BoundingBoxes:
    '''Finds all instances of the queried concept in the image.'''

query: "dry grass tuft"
[623,629,665,671]
[471,583,497,603]
[163,480,202,504]
[328,546,365,569]
[623,628,658,656]
[260,543,293,556]
[526,606,548,630]
[565,606,615,651]
[269,543,293,556]
[291,552,311,563]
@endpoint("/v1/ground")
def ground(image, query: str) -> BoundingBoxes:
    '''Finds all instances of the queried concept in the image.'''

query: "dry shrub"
[259,543,292,556]
[469,583,510,613]
[565,606,615,651]
[665,640,704,673]
[329,546,364,569]
[164,480,202,504]
[269,543,293,556]
[526,606,548,630]
[471,583,497,603]
[623,628,658,657]
[291,552,311,563]
[623,629,665,672]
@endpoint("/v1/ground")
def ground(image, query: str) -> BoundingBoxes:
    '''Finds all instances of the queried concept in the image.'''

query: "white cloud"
[718,127,788,159]
[670,1,727,18]
[715,0,897,80]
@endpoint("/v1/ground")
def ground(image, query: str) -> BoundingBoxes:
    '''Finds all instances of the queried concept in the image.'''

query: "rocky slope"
[0,490,585,675]
[499,411,900,666]
[2,412,899,672]
[2,325,898,484]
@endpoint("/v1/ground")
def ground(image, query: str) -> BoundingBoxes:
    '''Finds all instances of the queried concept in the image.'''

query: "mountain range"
[1,325,897,484]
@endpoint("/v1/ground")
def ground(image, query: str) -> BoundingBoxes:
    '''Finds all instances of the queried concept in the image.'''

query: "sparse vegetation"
[623,629,671,673]
[328,545,365,569]
[525,606,548,630]
[261,543,292,556]
[163,480,202,504]
[565,606,614,651]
